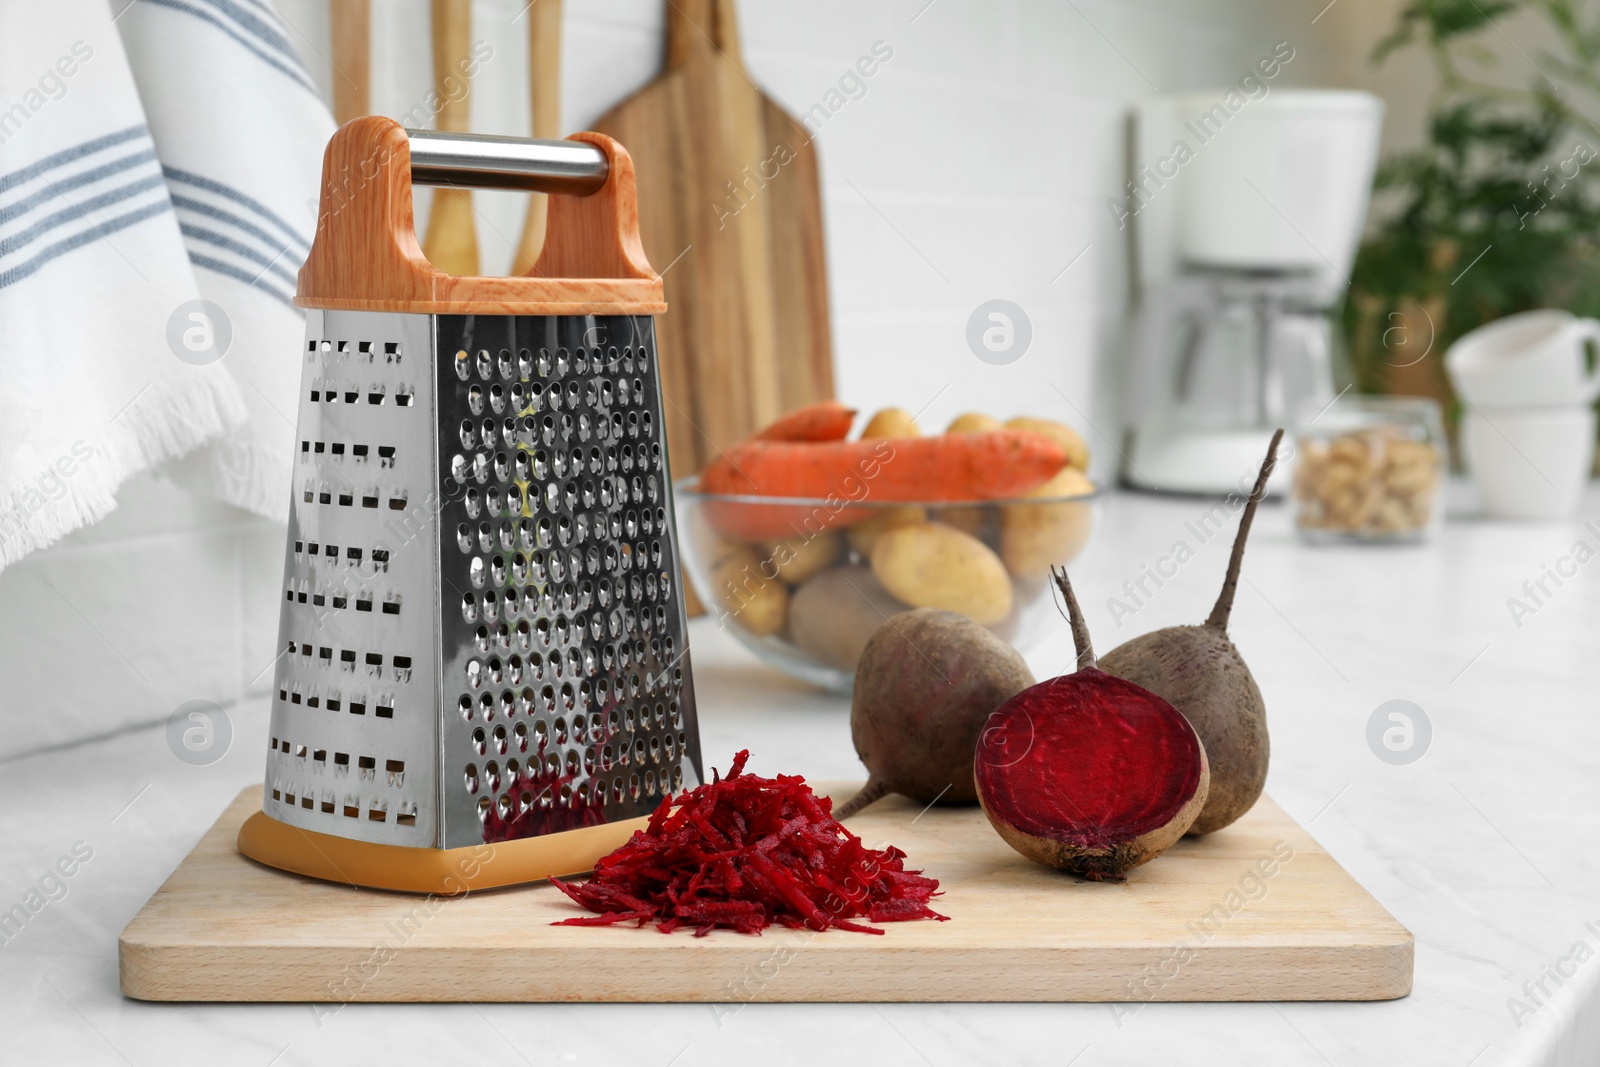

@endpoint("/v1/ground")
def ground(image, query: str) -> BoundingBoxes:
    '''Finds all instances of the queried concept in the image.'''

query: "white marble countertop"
[5,485,1599,1066]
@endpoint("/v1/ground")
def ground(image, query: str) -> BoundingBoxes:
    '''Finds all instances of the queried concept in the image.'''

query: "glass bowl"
[1291,396,1446,543]
[674,477,1103,692]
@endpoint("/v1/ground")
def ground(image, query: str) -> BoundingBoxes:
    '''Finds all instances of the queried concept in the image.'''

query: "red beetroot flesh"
[975,670,1205,850]
[550,751,948,936]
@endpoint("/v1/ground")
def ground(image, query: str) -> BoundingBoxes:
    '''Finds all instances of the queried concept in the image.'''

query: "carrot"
[699,431,1067,540]
[749,400,857,443]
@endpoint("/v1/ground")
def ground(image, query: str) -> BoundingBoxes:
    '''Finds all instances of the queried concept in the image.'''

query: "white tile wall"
[0,1,1351,759]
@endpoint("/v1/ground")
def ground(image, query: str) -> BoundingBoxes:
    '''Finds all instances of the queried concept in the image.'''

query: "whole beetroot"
[837,608,1035,819]
[1098,429,1282,835]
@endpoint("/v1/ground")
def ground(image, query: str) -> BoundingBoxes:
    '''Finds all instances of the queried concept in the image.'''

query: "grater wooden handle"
[297,116,664,314]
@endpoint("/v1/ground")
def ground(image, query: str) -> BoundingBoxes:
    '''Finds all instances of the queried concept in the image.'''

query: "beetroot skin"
[974,568,1209,881]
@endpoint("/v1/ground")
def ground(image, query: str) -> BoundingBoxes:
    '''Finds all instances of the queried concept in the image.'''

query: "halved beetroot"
[974,568,1208,881]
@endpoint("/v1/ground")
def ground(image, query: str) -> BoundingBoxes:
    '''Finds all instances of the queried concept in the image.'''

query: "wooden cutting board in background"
[120,786,1411,1002]
[592,0,835,481]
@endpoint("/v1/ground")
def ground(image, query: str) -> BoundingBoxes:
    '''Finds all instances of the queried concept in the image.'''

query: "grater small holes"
[469,557,485,588]
[464,763,480,793]
[464,487,480,518]
[489,384,506,413]
[476,350,493,381]
[457,524,472,552]
[454,350,471,381]
[472,452,489,484]
[468,384,484,415]
[466,660,482,689]
[477,796,491,819]
[459,694,473,720]
[462,593,477,623]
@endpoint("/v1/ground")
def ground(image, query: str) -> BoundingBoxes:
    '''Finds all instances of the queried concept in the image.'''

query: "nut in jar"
[1292,398,1445,541]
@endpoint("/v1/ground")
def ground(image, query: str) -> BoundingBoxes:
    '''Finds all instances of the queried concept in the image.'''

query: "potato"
[787,565,911,671]
[762,530,842,585]
[937,503,993,541]
[861,407,920,439]
[845,505,926,558]
[870,522,1013,625]
[709,544,788,636]
[1006,415,1089,470]
[998,466,1095,579]
[946,411,1000,434]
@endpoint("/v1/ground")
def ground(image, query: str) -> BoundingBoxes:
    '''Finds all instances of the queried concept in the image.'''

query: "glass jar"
[1291,396,1446,543]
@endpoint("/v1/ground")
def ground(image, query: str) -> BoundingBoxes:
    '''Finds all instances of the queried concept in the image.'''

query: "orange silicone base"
[236,809,648,895]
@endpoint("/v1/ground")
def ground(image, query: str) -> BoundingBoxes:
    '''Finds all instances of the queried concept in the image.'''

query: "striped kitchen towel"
[116,0,335,518]
[0,0,246,569]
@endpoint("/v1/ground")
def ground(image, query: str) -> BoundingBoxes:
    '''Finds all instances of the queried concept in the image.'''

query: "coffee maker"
[1121,90,1384,494]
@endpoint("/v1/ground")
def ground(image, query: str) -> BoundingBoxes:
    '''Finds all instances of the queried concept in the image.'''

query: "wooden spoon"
[421,0,480,277]
[512,0,563,275]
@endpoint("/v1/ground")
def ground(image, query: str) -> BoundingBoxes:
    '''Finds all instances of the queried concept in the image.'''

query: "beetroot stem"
[1206,428,1285,631]
[1051,566,1095,670]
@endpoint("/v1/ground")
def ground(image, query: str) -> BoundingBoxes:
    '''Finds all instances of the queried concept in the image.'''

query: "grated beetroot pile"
[550,751,948,936]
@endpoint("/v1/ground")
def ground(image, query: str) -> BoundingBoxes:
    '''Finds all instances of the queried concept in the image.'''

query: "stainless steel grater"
[237,117,703,894]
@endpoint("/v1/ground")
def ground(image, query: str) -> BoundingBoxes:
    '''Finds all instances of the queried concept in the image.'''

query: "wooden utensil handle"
[329,0,370,125]
[298,117,663,314]
[431,0,473,133]
[665,0,743,71]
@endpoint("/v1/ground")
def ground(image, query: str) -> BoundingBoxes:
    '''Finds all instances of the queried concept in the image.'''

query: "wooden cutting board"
[119,785,1411,1003]
[592,0,834,481]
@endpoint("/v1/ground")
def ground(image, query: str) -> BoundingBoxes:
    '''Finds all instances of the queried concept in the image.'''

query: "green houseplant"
[1347,0,1600,400]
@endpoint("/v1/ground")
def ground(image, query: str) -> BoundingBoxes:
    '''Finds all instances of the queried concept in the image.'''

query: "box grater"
[236,117,703,894]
